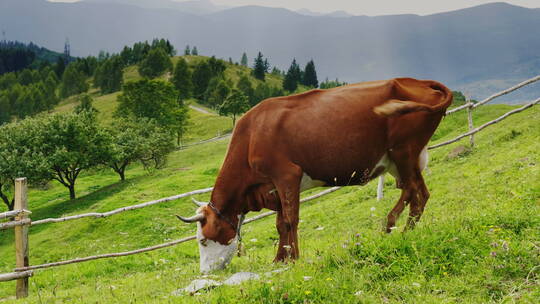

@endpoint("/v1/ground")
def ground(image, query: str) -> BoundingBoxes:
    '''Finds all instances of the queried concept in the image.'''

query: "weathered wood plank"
[14,178,29,299]
[0,209,31,220]
[31,187,214,226]
[0,218,31,230]
[0,271,33,282]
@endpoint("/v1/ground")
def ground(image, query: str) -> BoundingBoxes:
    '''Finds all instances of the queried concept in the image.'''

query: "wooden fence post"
[14,177,29,299]
[377,175,384,201]
[466,96,475,147]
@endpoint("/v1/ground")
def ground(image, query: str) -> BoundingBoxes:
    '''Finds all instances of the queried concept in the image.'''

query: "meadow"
[0,58,539,303]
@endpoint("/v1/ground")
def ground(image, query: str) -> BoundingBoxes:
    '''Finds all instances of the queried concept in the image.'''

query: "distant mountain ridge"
[3,0,539,101]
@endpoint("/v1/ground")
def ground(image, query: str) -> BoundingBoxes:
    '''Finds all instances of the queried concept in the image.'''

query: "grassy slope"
[0,101,538,303]
[52,55,292,144]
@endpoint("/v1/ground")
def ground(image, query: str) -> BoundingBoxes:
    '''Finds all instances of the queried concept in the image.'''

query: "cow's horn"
[176,214,205,223]
[191,197,208,207]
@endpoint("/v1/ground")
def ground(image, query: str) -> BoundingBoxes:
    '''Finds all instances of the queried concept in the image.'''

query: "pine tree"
[184,45,191,55]
[283,59,301,92]
[240,52,248,67]
[302,59,318,88]
[192,46,199,55]
[171,57,193,101]
[252,52,267,81]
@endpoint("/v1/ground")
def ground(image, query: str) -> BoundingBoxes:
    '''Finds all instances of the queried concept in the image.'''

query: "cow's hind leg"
[404,171,430,231]
[386,147,429,232]
[271,163,302,262]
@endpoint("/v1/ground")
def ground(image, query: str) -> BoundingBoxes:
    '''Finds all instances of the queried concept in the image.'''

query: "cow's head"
[177,199,241,273]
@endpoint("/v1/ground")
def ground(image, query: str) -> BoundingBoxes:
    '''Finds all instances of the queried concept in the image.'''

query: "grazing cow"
[178,78,453,273]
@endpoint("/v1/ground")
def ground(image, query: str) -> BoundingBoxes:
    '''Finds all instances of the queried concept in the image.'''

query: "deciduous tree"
[218,89,249,126]
[138,48,173,79]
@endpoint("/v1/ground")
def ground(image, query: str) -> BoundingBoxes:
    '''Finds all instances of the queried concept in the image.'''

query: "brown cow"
[178,77,453,273]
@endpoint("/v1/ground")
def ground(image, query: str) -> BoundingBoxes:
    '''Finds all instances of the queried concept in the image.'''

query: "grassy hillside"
[0,100,538,302]
[51,55,297,144]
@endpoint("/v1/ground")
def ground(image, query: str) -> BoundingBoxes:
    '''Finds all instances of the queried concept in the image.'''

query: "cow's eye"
[200,238,208,247]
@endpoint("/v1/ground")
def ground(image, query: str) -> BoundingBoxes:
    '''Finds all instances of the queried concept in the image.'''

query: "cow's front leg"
[272,168,302,263]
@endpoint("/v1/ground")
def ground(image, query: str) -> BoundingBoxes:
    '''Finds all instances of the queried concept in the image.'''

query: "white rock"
[303,276,312,281]
[172,279,221,295]
[223,272,260,285]
[315,226,324,231]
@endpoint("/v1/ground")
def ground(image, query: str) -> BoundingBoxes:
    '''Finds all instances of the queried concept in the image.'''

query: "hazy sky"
[48,1,540,16]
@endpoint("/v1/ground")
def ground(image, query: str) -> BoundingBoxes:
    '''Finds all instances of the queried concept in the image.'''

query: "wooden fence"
[1,75,539,299]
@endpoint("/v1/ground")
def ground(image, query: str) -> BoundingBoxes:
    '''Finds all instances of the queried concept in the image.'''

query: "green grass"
[0,103,538,303]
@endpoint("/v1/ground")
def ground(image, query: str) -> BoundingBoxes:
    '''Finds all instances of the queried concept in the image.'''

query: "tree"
[271,67,282,76]
[205,78,230,108]
[283,58,302,92]
[302,60,318,88]
[320,78,347,89]
[0,118,51,210]
[38,112,111,199]
[208,56,226,76]
[54,55,66,78]
[184,45,191,56]
[192,46,199,55]
[138,48,173,78]
[171,57,193,101]
[192,61,213,99]
[237,74,255,105]
[0,93,10,125]
[59,63,89,98]
[74,94,97,114]
[116,79,189,145]
[218,89,249,126]
[253,83,283,106]
[107,118,174,181]
[94,55,123,93]
[240,52,248,67]
[252,52,268,81]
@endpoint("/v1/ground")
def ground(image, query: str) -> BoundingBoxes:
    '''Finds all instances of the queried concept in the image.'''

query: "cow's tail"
[373,82,453,117]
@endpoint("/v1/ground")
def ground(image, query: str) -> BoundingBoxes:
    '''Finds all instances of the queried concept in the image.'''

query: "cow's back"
[231,78,449,185]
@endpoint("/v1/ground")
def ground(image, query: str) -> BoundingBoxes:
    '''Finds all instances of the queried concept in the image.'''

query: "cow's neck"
[209,176,244,221]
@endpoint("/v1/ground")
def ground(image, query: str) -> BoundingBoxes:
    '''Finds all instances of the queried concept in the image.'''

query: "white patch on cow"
[300,173,325,192]
[373,145,429,181]
[196,222,238,273]
[418,146,429,171]
[372,153,399,180]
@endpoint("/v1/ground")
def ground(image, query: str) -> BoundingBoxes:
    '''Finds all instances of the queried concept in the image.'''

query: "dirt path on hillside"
[189,105,215,115]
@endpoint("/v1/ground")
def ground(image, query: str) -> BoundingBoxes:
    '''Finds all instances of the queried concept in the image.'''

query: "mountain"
[297,8,354,18]
[82,0,229,15]
[2,0,539,101]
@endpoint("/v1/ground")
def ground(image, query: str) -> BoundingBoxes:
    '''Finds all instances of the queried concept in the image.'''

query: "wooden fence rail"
[13,187,341,272]
[31,187,213,226]
[445,75,540,115]
[0,271,33,283]
[428,97,539,150]
[0,209,31,220]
